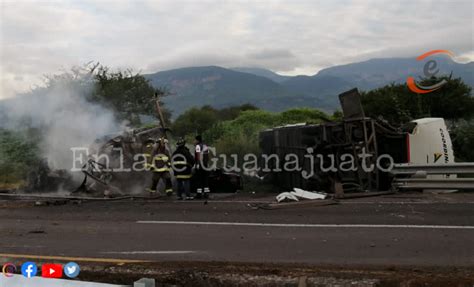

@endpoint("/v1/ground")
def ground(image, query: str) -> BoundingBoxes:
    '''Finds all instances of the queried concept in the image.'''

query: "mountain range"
[145,56,474,116]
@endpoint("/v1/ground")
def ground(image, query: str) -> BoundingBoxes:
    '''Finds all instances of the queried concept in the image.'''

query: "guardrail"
[393,178,474,189]
[391,163,474,190]
[391,163,474,175]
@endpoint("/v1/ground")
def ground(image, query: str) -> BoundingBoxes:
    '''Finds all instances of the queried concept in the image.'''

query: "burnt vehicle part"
[79,127,163,194]
[75,159,123,196]
[259,88,408,193]
[191,168,243,193]
[72,93,170,195]
[26,158,79,192]
[83,128,243,195]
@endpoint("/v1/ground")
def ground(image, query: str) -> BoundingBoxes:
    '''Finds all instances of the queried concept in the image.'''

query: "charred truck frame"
[259,88,456,194]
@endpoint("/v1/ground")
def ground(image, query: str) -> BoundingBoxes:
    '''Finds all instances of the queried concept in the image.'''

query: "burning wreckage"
[26,127,245,198]
[24,88,473,197]
[26,125,243,197]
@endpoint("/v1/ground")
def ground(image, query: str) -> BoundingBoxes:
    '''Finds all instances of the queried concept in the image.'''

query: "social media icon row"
[2,262,80,278]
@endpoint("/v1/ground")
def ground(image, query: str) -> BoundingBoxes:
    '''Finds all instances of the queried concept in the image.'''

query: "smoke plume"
[0,67,125,170]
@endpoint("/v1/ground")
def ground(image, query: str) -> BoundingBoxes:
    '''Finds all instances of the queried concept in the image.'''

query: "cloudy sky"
[0,0,473,99]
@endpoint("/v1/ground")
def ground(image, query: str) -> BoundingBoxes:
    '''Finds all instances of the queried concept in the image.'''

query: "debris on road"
[34,199,69,206]
[276,188,327,203]
[28,229,46,234]
[335,191,394,199]
[249,199,338,210]
[292,188,327,200]
[276,192,299,202]
[268,199,337,209]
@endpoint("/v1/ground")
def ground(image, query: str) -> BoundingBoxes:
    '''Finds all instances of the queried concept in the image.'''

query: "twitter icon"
[63,262,80,278]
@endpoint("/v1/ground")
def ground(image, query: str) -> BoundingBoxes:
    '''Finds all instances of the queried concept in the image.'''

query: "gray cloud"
[248,49,295,60]
[0,0,472,99]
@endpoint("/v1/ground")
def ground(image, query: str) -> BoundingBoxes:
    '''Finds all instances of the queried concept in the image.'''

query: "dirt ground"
[64,262,474,287]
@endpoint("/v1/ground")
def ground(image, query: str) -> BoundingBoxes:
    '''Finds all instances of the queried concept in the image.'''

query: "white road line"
[136,221,474,229]
[170,200,474,204]
[101,251,196,255]
[340,201,474,204]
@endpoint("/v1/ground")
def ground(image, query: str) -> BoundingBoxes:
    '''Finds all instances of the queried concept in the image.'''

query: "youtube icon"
[41,264,63,278]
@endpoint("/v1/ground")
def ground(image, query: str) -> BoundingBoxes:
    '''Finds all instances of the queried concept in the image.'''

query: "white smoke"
[0,67,126,170]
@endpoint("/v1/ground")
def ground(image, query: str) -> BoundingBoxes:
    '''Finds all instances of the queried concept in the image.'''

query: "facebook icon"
[21,262,37,278]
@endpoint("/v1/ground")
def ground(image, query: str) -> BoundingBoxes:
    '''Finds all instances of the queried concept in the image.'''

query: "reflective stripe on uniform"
[154,155,169,161]
[146,164,170,172]
[176,174,192,179]
[144,163,156,171]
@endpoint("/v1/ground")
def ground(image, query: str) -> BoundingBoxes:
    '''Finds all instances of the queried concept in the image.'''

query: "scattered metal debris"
[0,192,153,202]
[335,191,395,199]
[28,229,46,234]
[249,199,338,210]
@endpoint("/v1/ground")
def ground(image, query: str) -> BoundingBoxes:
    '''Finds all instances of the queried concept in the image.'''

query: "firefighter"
[146,137,173,196]
[194,135,210,199]
[172,138,195,200]
[142,138,155,171]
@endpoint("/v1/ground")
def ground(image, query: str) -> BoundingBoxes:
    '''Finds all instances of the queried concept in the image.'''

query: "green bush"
[0,129,40,185]
[204,108,331,161]
[452,121,474,162]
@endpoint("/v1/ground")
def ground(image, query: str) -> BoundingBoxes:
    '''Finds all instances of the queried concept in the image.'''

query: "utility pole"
[154,92,168,139]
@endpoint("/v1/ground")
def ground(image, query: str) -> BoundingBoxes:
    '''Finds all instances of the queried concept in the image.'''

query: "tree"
[91,66,171,126]
[171,104,259,137]
[452,120,474,162]
[420,76,474,120]
[361,76,474,125]
[172,106,219,137]
[217,104,259,121]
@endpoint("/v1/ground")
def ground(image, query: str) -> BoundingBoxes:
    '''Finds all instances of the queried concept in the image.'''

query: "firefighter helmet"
[176,138,186,147]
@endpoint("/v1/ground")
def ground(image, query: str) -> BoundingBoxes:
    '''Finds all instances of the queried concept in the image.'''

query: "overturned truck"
[259,88,456,193]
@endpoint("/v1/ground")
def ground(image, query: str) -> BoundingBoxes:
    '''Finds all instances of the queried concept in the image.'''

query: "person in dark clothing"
[172,138,195,200]
[194,135,210,199]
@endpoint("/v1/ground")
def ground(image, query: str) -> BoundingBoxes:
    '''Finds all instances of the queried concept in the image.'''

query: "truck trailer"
[259,88,456,193]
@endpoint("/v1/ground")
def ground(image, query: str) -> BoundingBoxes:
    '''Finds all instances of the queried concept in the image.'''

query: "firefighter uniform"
[142,139,155,171]
[172,138,195,200]
[146,138,173,196]
[194,135,210,198]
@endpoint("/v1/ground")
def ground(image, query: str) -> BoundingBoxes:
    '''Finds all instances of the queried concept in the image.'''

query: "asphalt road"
[1,193,474,267]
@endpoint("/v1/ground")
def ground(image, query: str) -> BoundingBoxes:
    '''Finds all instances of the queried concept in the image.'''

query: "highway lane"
[1,195,474,266]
